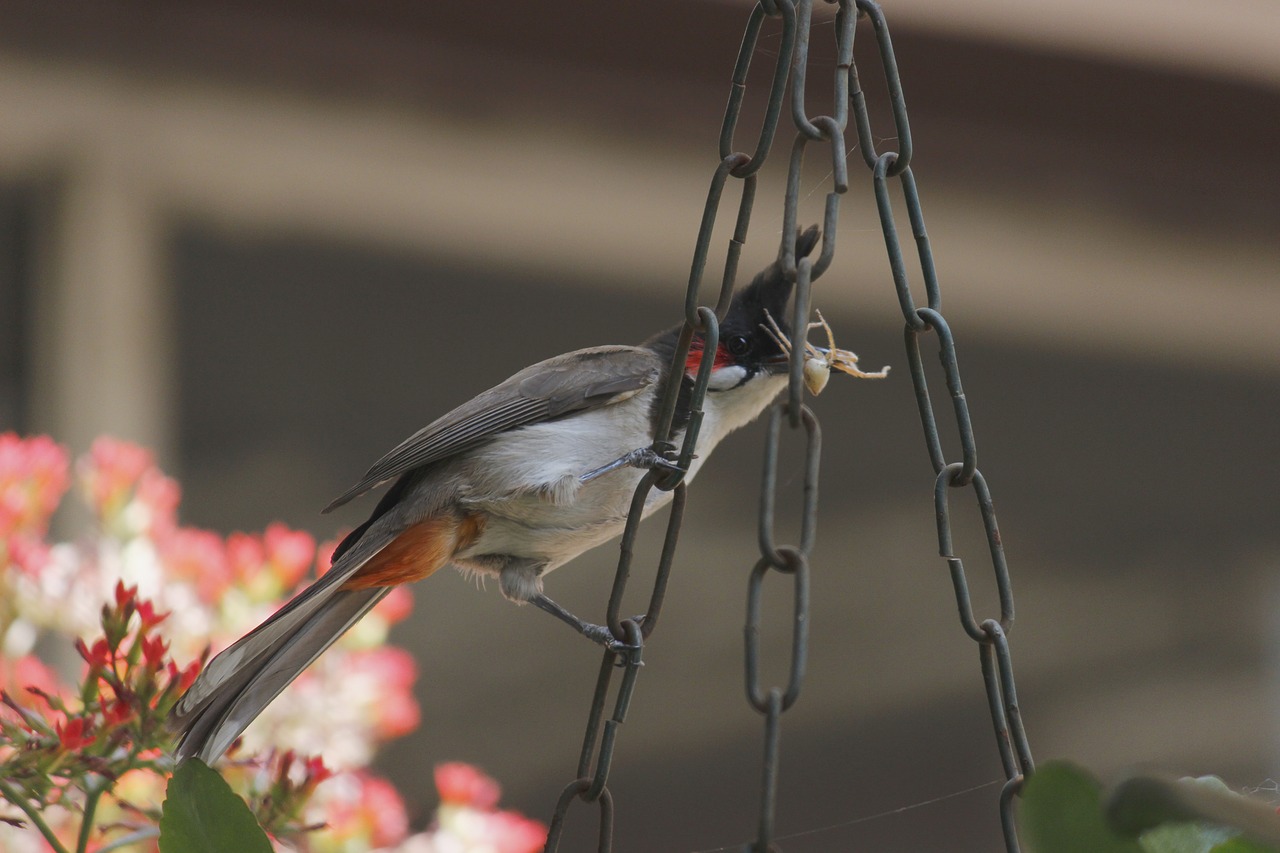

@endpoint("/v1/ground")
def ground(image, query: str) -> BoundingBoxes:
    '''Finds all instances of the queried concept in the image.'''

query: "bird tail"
[169,515,408,764]
[170,583,389,764]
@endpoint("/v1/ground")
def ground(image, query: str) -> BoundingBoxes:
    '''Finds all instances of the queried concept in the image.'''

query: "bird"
[172,226,831,764]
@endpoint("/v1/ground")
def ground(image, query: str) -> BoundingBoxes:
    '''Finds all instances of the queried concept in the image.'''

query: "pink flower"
[327,772,410,848]
[484,810,549,853]
[360,773,409,847]
[161,527,231,603]
[226,524,316,602]
[435,762,501,810]
[79,437,154,521]
[0,433,69,539]
[226,532,266,581]
[136,469,181,536]
[5,534,52,576]
[315,536,340,575]
[264,523,315,589]
[350,648,419,739]
[0,655,65,715]
[373,586,413,625]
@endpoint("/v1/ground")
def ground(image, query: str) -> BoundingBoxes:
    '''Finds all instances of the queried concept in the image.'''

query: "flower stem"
[0,777,73,853]
[76,778,106,853]
[97,826,159,852]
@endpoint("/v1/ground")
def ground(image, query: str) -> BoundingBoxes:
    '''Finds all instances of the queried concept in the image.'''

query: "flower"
[436,762,501,811]
[56,717,94,751]
[0,434,69,541]
[390,763,547,853]
[313,771,410,850]
[0,436,445,853]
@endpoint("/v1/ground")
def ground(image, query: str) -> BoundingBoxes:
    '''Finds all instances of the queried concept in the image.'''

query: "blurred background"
[1,0,1278,849]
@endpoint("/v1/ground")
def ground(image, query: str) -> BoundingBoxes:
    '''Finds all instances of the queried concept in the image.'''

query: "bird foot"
[579,446,686,483]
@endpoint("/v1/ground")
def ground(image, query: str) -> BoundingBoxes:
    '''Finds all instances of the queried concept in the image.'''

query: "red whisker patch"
[684,341,732,376]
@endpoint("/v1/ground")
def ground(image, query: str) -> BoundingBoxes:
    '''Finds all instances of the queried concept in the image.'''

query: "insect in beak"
[760,309,890,396]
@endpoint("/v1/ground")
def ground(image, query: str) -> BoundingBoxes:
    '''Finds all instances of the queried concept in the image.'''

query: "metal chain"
[545,2,1033,850]
[544,0,800,847]
[848,2,1035,850]
[742,1,856,850]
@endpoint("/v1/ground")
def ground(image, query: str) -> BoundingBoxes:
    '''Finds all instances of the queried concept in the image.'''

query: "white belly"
[453,372,786,575]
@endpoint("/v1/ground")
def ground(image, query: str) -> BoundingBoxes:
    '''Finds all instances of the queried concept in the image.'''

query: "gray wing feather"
[323,345,660,512]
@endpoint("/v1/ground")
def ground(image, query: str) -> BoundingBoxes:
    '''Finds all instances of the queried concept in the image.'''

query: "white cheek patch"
[707,365,748,391]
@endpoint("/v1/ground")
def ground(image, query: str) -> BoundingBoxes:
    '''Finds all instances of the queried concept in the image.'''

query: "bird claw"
[581,617,646,664]
[629,447,684,476]
[580,446,688,483]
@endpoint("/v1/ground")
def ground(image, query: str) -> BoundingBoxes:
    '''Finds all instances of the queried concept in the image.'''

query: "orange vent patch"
[341,513,485,590]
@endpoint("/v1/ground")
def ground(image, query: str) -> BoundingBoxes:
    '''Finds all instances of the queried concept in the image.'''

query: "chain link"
[849,2,1036,850]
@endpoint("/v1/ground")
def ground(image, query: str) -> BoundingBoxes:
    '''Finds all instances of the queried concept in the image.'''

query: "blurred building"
[1,1,1277,849]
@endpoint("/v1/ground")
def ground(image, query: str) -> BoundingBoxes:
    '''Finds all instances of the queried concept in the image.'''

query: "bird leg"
[579,445,684,483]
[530,594,642,656]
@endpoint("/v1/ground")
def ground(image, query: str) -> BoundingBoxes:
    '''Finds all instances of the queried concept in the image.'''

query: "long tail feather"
[174,587,387,763]
[171,518,406,763]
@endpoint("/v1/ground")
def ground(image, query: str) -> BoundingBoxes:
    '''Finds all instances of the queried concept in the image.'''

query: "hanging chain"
[741,1,856,850]
[544,1,799,848]
[848,2,1035,850]
[545,2,1034,850]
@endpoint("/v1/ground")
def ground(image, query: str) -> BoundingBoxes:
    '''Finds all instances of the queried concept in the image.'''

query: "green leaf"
[1210,840,1280,853]
[1020,761,1144,853]
[1141,821,1236,853]
[159,759,272,853]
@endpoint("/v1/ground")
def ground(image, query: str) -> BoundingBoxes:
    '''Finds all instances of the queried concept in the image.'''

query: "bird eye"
[727,335,751,356]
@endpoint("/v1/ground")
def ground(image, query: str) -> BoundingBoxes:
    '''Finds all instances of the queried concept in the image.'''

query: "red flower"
[56,717,94,751]
[141,635,168,668]
[166,659,202,693]
[135,600,169,631]
[304,754,334,784]
[75,638,113,670]
[114,581,138,613]
[435,762,502,810]
[102,697,132,727]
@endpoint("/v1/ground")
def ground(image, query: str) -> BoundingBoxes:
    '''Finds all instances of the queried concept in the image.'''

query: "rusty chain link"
[849,2,1036,850]
[545,1,1034,850]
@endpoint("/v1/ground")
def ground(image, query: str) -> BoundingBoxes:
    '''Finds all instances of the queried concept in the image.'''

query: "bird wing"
[323,345,663,512]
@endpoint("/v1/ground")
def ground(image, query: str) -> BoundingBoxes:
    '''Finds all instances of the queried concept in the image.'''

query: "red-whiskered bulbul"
[173,226,840,763]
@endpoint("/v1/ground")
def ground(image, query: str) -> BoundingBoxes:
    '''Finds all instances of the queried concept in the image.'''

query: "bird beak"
[762,348,841,374]
[762,352,793,374]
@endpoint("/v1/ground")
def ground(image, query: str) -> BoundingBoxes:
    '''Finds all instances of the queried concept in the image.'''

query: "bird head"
[684,225,821,392]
